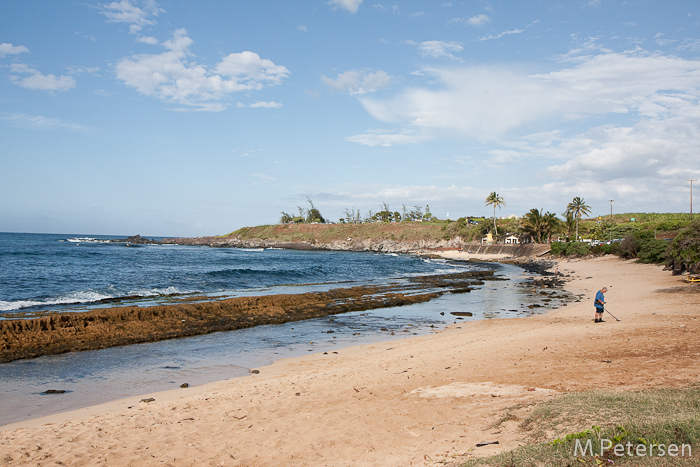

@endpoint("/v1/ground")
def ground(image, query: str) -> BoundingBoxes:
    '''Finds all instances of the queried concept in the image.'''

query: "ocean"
[0,232,495,314]
[0,232,565,426]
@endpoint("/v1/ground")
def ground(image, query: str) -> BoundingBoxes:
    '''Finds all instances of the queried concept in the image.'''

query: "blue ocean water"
[0,232,565,426]
[0,232,481,314]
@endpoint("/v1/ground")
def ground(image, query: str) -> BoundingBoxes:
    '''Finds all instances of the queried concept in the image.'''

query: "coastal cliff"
[160,223,552,257]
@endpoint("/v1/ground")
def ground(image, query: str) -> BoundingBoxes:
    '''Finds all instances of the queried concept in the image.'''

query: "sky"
[2,0,700,237]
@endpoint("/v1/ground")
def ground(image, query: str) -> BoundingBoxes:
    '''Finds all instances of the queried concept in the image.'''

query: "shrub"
[567,242,592,256]
[550,242,567,256]
[591,243,611,255]
[617,231,669,263]
[668,220,700,270]
[550,242,592,257]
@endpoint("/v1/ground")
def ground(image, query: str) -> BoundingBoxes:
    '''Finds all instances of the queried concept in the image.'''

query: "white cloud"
[322,69,392,96]
[67,66,100,76]
[345,129,431,147]
[2,113,90,132]
[328,0,363,14]
[100,0,163,33]
[448,14,490,27]
[136,35,159,45]
[479,20,539,41]
[354,50,700,141]
[9,64,76,92]
[543,120,700,183]
[467,14,490,26]
[115,29,289,111]
[249,101,283,108]
[0,43,29,57]
[414,40,463,60]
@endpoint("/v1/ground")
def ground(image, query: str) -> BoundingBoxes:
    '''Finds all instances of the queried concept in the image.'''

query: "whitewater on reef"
[0,232,485,315]
[0,232,567,426]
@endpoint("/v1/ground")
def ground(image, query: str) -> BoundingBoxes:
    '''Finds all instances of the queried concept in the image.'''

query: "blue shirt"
[595,290,605,309]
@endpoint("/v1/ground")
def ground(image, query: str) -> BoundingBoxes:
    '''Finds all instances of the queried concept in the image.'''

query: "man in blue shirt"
[594,287,607,323]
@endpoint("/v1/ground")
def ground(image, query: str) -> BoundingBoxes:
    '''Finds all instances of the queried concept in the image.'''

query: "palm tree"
[484,192,506,234]
[562,211,577,240]
[566,197,592,241]
[522,208,561,243]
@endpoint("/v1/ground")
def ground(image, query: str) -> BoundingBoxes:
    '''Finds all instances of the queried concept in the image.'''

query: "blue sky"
[2,0,700,236]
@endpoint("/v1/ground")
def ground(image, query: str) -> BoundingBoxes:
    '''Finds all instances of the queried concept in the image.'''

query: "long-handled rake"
[604,307,620,322]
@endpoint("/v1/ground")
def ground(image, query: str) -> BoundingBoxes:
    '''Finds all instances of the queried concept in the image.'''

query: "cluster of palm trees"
[484,192,592,243]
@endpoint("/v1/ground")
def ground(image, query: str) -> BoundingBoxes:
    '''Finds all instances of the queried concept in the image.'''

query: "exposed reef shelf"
[0,271,499,363]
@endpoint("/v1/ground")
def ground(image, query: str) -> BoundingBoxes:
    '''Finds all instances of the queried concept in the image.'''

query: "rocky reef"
[0,271,500,363]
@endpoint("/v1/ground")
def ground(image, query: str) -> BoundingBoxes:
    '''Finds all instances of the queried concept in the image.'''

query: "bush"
[550,242,567,256]
[617,231,669,263]
[551,242,592,257]
[668,220,700,271]
[591,243,611,255]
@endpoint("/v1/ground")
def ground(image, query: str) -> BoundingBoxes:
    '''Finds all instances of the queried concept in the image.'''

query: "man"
[594,287,607,323]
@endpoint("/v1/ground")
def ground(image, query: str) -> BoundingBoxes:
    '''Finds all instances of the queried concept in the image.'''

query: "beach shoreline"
[2,255,699,466]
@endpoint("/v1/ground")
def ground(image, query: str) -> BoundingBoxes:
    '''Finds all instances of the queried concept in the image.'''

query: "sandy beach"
[2,255,699,466]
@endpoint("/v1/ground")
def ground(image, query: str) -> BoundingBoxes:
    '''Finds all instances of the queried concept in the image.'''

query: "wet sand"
[2,256,699,466]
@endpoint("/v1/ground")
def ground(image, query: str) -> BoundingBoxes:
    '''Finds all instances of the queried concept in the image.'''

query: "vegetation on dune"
[464,386,700,467]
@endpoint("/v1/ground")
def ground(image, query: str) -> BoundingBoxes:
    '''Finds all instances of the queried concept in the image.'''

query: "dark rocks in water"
[43,389,65,394]
[0,270,501,363]
[180,383,189,388]
[250,369,260,374]
[112,234,160,245]
[451,311,473,316]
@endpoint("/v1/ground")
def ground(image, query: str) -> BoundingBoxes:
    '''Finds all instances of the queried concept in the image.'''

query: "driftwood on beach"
[0,271,501,364]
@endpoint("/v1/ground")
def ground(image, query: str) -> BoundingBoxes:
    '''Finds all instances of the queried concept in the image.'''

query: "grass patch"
[463,386,700,466]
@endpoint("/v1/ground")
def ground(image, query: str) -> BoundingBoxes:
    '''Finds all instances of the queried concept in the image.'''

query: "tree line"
[278,194,672,247]
[482,192,592,243]
[280,200,437,225]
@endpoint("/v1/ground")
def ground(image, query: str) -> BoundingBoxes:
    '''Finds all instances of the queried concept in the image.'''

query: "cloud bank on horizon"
[1,0,699,236]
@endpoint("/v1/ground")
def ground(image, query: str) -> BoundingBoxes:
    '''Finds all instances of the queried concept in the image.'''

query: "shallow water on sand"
[0,262,572,426]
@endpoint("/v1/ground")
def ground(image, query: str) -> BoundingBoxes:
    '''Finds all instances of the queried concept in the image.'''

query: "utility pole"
[689,180,697,221]
[609,199,614,242]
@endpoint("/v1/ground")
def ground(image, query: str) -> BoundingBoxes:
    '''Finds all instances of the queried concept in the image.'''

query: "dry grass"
[227,222,454,244]
[463,386,700,467]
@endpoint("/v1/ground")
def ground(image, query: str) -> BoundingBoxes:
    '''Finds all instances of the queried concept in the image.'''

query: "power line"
[689,179,698,221]
[609,199,614,242]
